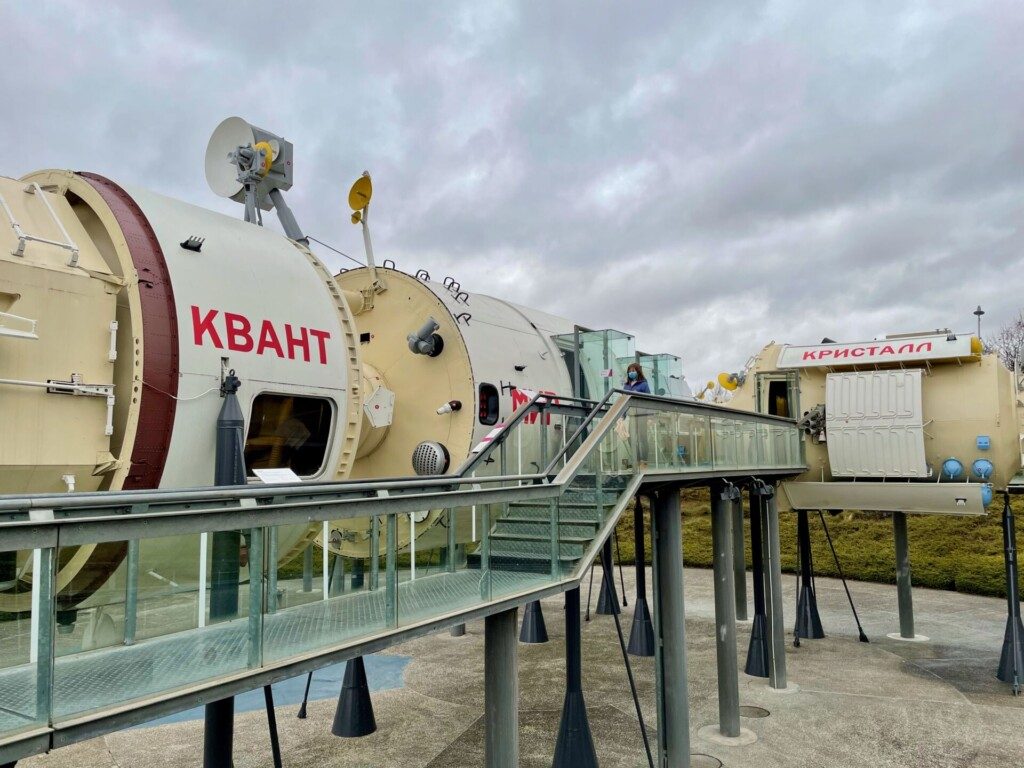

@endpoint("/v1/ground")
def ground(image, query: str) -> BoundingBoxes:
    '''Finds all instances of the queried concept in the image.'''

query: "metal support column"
[997,493,1024,693]
[628,495,655,656]
[123,539,139,645]
[520,599,548,643]
[329,554,346,596]
[710,486,741,736]
[732,495,748,622]
[761,485,788,690]
[652,487,690,768]
[553,587,598,768]
[302,543,313,593]
[485,607,519,768]
[205,371,246,768]
[794,510,824,640]
[331,656,377,737]
[744,487,769,678]
[890,512,924,641]
[596,537,620,615]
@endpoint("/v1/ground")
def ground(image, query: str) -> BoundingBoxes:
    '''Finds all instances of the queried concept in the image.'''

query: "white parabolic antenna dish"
[205,116,257,199]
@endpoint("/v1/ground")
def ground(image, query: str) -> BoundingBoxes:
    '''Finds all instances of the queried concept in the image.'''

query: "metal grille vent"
[412,441,450,476]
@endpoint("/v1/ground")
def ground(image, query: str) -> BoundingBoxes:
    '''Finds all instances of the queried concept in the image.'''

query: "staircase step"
[501,514,601,527]
[491,530,593,544]
[505,505,603,523]
[488,538,586,560]
[466,554,572,574]
[492,521,597,540]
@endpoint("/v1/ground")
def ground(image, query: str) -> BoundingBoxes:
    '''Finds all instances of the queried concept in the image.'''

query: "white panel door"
[825,370,928,477]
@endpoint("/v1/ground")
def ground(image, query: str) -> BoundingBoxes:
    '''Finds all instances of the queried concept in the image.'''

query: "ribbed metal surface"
[825,370,927,477]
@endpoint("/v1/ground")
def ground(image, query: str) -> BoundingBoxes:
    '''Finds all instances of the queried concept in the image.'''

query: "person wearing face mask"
[622,363,651,468]
[624,363,650,393]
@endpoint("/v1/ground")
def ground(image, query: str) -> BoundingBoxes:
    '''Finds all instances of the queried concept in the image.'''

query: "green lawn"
[613,489,1022,600]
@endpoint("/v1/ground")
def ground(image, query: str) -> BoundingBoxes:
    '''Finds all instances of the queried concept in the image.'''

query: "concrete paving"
[20,564,1024,767]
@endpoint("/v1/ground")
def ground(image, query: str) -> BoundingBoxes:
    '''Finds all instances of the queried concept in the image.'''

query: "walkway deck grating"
[0,567,549,733]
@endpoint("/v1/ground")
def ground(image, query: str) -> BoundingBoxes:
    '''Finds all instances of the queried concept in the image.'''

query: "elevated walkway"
[0,390,803,764]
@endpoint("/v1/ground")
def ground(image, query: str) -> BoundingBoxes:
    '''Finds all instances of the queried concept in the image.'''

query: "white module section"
[825,370,928,478]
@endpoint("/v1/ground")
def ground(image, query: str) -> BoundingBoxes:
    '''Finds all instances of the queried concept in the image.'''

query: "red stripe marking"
[80,173,179,490]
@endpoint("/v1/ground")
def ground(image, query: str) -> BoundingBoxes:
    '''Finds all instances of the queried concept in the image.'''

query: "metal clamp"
[720,481,741,501]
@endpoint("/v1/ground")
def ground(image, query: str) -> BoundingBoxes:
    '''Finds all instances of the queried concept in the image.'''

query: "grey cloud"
[2,0,1021,386]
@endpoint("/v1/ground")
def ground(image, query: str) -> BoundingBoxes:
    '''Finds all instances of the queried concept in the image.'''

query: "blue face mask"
[627,370,638,381]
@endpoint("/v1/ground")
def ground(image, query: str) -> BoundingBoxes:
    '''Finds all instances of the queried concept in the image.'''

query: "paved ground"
[20,565,1024,767]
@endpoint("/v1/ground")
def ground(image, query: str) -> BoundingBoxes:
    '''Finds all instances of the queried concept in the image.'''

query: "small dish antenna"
[204,117,304,242]
[348,174,373,212]
[717,372,741,391]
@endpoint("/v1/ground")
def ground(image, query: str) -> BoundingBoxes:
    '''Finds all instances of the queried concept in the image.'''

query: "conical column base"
[794,583,825,639]
[331,657,377,737]
[627,596,655,657]
[595,572,620,615]
[519,600,549,644]
[552,690,598,768]
[744,614,769,678]
[997,614,1024,683]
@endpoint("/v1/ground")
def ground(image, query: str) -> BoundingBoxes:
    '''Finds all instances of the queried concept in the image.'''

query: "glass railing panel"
[270,527,327,612]
[49,528,257,723]
[711,416,738,469]
[397,506,500,626]
[263,519,388,664]
[0,545,53,739]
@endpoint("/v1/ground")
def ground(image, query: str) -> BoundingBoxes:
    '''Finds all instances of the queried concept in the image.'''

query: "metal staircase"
[469,474,628,573]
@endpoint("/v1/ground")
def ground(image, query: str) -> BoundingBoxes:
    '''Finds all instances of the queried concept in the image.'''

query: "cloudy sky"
[3,1,1022,386]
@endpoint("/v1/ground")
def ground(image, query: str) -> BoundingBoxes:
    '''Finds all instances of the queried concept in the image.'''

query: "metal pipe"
[267,187,306,244]
[552,587,597,768]
[302,544,313,593]
[263,686,283,768]
[711,487,740,737]
[370,516,380,590]
[794,509,824,640]
[601,544,655,768]
[893,512,915,639]
[34,547,55,723]
[386,514,397,626]
[998,493,1023,691]
[744,486,770,677]
[732,494,747,621]
[247,527,265,670]
[484,608,519,768]
[123,539,139,645]
[652,487,690,767]
[762,487,788,689]
[628,495,655,656]
[267,527,278,615]
[596,538,619,615]
[205,372,246,768]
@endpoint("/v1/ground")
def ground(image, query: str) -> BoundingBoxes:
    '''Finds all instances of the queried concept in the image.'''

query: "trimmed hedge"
[613,488,1022,600]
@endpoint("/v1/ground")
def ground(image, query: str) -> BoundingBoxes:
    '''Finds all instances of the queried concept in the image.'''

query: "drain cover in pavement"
[739,705,770,718]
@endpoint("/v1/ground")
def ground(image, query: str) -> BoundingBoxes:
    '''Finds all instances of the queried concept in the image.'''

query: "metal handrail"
[553,394,633,485]
[454,392,599,477]
[542,387,617,475]
[615,388,798,425]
